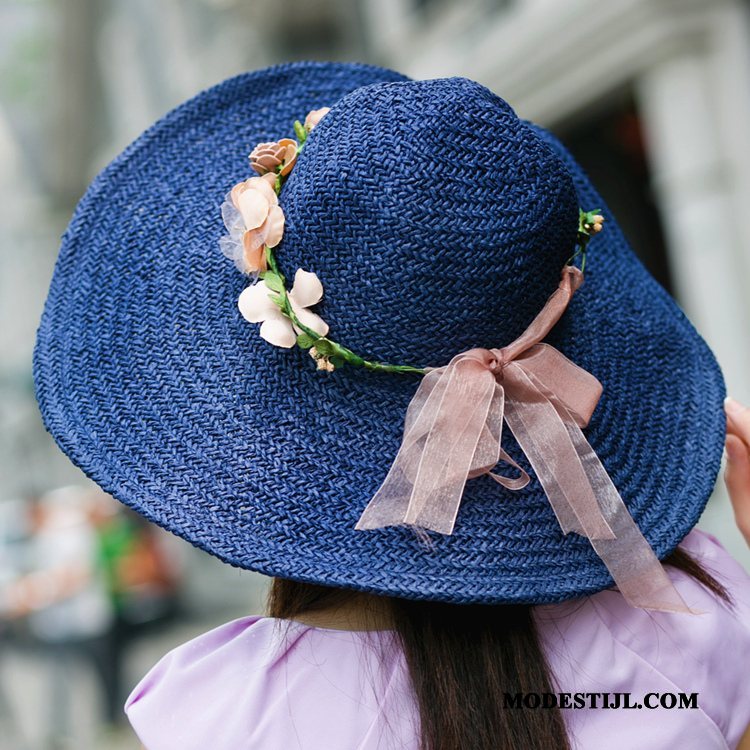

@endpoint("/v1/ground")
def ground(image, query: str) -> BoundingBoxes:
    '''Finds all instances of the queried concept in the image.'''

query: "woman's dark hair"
[268,548,728,750]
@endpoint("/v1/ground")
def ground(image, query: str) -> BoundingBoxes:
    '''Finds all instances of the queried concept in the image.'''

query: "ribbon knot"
[356,265,695,614]
[486,349,506,377]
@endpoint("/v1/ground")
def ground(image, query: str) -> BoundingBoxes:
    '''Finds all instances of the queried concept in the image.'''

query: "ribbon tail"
[561,416,698,614]
[505,366,695,614]
[503,372,615,541]
[486,448,531,490]
[354,368,450,531]
[356,358,499,535]
[465,384,531,490]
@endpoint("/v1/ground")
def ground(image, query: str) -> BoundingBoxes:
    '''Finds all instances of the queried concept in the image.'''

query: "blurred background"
[1,0,750,747]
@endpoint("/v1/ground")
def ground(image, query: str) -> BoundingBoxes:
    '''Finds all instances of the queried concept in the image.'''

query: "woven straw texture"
[34,61,726,604]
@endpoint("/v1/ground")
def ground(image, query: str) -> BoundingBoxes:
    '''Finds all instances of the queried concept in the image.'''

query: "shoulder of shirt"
[125,616,283,748]
[124,615,407,750]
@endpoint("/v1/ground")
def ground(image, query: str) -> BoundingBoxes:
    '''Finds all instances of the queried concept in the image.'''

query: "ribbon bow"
[356,266,694,614]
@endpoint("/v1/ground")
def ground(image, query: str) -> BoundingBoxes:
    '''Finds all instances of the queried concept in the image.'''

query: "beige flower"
[309,347,335,372]
[222,174,284,274]
[249,138,298,177]
[583,214,605,234]
[304,107,330,132]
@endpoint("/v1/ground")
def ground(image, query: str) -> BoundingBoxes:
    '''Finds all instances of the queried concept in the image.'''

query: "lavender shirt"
[126,530,750,749]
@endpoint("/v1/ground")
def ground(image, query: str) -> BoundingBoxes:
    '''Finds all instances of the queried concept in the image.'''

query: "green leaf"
[313,338,334,356]
[270,293,286,310]
[263,272,285,294]
[296,332,316,349]
[293,120,307,144]
[579,208,602,227]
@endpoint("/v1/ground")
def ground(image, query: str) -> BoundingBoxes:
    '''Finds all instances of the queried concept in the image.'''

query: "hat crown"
[278,76,579,366]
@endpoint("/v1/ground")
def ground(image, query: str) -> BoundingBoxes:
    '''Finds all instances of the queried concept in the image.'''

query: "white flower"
[238,269,329,348]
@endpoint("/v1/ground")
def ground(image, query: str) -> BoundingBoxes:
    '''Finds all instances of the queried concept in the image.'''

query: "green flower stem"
[567,236,590,273]
[265,245,284,280]
[362,360,427,375]
[263,247,426,375]
[566,208,602,273]
[250,121,427,375]
[293,120,307,145]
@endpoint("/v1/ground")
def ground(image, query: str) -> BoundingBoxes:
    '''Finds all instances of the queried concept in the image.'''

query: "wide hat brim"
[34,61,726,605]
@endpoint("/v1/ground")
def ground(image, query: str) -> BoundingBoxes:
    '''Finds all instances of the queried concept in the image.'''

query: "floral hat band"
[219,107,693,614]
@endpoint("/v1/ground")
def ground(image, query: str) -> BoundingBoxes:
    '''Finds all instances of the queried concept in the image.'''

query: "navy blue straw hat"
[34,61,726,605]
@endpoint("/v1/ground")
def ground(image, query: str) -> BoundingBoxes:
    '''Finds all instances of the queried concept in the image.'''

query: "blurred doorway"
[557,92,674,296]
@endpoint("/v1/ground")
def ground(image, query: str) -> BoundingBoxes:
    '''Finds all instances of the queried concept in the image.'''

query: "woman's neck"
[282,592,395,632]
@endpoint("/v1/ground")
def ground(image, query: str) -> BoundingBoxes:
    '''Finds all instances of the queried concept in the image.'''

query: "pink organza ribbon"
[356,265,695,614]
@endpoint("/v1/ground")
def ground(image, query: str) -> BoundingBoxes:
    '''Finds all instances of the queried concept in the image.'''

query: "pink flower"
[219,174,284,275]
[304,107,330,132]
[249,138,298,177]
